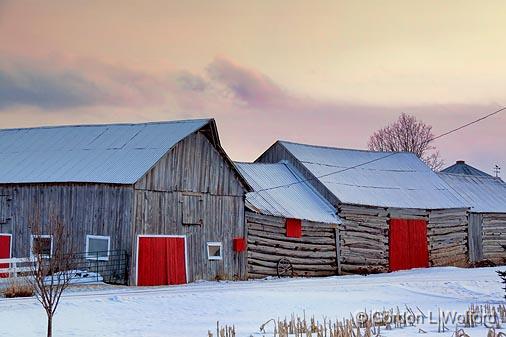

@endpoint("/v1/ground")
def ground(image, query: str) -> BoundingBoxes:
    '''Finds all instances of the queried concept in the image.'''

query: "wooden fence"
[0,257,35,279]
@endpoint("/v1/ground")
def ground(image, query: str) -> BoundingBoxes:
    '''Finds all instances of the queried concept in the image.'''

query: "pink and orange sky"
[0,0,505,173]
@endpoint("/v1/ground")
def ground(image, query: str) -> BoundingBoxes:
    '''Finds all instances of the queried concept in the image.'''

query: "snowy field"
[0,267,504,337]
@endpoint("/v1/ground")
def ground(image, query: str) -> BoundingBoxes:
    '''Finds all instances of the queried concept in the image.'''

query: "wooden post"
[334,228,341,275]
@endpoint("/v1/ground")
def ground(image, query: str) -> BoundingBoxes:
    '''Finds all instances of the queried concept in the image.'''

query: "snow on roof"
[0,119,210,184]
[278,141,467,210]
[236,162,341,224]
[438,173,506,213]
[441,161,492,177]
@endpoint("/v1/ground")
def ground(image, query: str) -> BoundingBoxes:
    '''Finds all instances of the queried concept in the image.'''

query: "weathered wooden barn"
[0,119,250,286]
[256,141,470,274]
[235,162,341,278]
[439,161,506,264]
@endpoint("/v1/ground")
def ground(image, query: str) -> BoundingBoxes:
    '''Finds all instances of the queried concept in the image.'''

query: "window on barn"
[31,235,53,258]
[182,194,203,225]
[286,218,302,238]
[86,235,111,261]
[207,242,222,260]
[0,195,8,224]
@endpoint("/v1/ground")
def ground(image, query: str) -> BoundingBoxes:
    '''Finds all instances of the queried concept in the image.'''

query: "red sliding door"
[389,219,428,272]
[137,236,187,286]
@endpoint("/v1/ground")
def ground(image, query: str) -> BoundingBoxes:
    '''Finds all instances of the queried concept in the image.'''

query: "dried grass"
[209,304,506,337]
[3,280,35,298]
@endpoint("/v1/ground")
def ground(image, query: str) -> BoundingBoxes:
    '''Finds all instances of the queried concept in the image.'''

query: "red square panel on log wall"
[137,237,187,286]
[286,218,302,238]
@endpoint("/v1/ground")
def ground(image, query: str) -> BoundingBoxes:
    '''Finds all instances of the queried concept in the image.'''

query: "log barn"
[0,118,250,285]
[235,162,341,278]
[256,141,470,274]
[439,161,506,264]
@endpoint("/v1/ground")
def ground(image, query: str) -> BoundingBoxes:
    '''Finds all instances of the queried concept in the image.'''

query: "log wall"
[338,205,389,274]
[246,212,338,278]
[339,204,469,273]
[428,209,468,267]
[481,213,506,264]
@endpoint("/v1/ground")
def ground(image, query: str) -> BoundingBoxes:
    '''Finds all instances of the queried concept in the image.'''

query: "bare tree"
[368,113,445,171]
[28,219,78,337]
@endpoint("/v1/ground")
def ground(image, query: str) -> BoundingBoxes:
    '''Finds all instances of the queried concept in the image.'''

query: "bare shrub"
[27,219,79,337]
[3,279,34,298]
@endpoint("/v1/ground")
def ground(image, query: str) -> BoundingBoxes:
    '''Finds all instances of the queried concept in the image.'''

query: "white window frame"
[85,235,111,261]
[207,242,223,261]
[30,235,53,259]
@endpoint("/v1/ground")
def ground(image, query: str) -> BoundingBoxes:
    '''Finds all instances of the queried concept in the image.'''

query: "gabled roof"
[236,162,341,224]
[442,160,493,177]
[438,173,506,213]
[265,141,467,210]
[0,119,248,186]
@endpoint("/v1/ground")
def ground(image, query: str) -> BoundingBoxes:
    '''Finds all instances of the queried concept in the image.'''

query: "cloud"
[0,56,184,110]
[207,57,286,108]
[175,71,208,92]
[0,64,106,109]
[0,53,503,173]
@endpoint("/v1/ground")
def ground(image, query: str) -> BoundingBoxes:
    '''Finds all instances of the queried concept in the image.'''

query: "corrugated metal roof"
[438,173,506,213]
[236,162,341,224]
[278,141,468,210]
[442,161,492,177]
[0,119,210,184]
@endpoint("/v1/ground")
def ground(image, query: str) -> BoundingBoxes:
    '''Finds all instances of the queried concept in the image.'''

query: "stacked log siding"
[428,209,468,267]
[246,212,338,278]
[482,213,506,263]
[439,170,506,264]
[338,205,389,274]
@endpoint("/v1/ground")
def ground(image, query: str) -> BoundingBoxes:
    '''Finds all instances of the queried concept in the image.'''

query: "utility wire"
[251,106,506,193]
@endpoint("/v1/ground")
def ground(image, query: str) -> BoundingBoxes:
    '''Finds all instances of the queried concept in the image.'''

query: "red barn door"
[0,234,12,278]
[389,219,428,272]
[137,236,187,286]
[409,220,429,269]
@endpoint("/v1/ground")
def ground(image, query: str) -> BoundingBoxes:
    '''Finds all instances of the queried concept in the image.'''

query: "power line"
[252,105,505,193]
[429,106,506,142]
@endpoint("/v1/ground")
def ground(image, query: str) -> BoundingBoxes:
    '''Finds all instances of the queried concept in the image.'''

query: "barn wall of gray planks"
[0,183,134,261]
[131,131,247,284]
[245,212,338,278]
[468,213,484,263]
[481,213,506,264]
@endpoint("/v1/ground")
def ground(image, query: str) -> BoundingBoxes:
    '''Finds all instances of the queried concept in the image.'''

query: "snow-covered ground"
[0,267,504,337]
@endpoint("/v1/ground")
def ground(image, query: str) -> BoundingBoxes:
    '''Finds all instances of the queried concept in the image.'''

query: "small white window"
[86,235,111,261]
[207,242,222,260]
[30,235,53,258]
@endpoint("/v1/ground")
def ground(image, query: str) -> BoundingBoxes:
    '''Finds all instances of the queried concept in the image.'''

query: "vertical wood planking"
[131,131,247,284]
